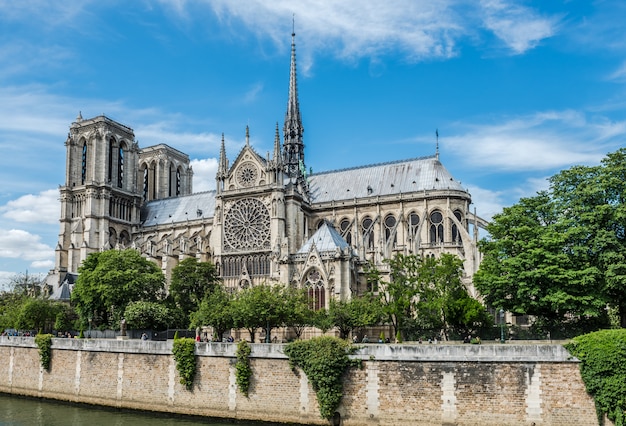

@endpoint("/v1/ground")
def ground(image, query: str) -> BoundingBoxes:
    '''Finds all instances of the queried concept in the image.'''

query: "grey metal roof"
[308,156,467,204]
[50,273,77,301]
[297,221,351,254]
[141,191,216,227]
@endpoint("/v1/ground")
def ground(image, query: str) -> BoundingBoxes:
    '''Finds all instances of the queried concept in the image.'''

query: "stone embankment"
[0,337,598,425]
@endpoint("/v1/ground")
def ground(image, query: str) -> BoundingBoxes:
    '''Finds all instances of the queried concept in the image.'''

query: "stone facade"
[0,337,598,425]
[47,32,486,302]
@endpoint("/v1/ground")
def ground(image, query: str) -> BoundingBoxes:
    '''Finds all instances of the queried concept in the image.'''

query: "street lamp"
[88,316,92,339]
[499,309,505,343]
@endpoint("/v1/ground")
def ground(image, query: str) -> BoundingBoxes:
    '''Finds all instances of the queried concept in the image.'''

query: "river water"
[0,393,282,425]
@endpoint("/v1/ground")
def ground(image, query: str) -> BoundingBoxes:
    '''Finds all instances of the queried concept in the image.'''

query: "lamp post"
[88,316,92,339]
[499,309,505,343]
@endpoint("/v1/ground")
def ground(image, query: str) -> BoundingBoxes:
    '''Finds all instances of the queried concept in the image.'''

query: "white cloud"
[30,259,55,270]
[202,1,465,62]
[467,185,504,220]
[444,110,622,171]
[0,229,54,262]
[1,189,60,225]
[190,157,219,192]
[480,0,558,54]
[608,61,626,82]
[135,122,223,155]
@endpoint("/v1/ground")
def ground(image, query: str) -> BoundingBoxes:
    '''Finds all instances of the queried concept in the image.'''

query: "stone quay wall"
[0,337,598,425]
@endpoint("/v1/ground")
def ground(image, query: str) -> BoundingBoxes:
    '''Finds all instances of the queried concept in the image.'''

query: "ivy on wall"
[34,333,53,371]
[172,337,196,390]
[284,336,361,420]
[235,340,252,397]
[565,329,626,425]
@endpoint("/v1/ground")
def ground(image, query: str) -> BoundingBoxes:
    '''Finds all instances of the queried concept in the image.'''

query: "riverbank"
[0,337,597,425]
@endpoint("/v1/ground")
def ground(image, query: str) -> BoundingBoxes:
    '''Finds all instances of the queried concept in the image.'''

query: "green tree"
[190,285,234,341]
[282,286,315,340]
[473,150,626,328]
[415,254,486,340]
[53,304,77,333]
[231,284,288,343]
[366,253,420,341]
[328,296,382,339]
[71,249,166,329]
[16,298,62,333]
[124,301,171,330]
[0,292,27,331]
[169,258,220,323]
[313,308,334,334]
[368,253,485,341]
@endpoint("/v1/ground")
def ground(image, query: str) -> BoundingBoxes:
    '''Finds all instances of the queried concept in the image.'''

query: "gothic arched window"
[176,167,181,195]
[451,210,463,244]
[409,212,420,240]
[340,218,352,246]
[384,214,397,247]
[362,217,374,250]
[305,269,325,311]
[429,210,444,244]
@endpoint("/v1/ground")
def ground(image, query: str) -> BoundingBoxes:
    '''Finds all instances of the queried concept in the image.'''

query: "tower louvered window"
[117,145,124,188]
[108,139,114,183]
[81,142,87,184]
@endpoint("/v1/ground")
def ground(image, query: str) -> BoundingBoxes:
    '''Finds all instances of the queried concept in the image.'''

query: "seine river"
[0,393,284,425]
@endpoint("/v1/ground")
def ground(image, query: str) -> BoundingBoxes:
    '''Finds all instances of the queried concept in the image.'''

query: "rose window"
[224,198,270,251]
[236,162,258,187]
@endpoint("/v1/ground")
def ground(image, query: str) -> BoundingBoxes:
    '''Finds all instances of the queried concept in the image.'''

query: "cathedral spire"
[283,22,305,178]
[245,125,250,146]
[273,122,282,164]
[218,133,228,176]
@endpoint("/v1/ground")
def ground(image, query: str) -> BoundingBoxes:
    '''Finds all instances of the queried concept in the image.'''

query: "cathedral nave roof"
[307,155,467,204]
[140,191,216,227]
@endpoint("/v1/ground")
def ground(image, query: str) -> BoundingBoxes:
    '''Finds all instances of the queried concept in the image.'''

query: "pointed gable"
[297,221,351,254]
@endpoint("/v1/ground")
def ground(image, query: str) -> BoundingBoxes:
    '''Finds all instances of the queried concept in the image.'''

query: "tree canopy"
[231,284,290,343]
[71,249,166,329]
[474,148,626,328]
[190,285,235,341]
[168,257,220,322]
[328,295,383,339]
[367,253,488,341]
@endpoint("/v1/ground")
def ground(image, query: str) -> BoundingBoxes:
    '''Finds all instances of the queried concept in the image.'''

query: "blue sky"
[1,1,625,288]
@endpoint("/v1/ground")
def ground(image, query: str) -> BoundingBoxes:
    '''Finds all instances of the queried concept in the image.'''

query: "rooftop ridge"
[310,154,437,177]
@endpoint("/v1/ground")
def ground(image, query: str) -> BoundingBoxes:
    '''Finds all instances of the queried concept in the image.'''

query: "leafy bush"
[565,329,626,425]
[34,333,53,370]
[284,336,360,420]
[235,340,252,396]
[172,338,196,390]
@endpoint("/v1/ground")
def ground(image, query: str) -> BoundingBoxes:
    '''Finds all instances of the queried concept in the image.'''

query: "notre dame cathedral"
[48,32,486,305]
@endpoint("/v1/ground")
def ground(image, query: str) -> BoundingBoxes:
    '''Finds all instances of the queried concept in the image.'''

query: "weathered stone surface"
[0,337,598,425]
